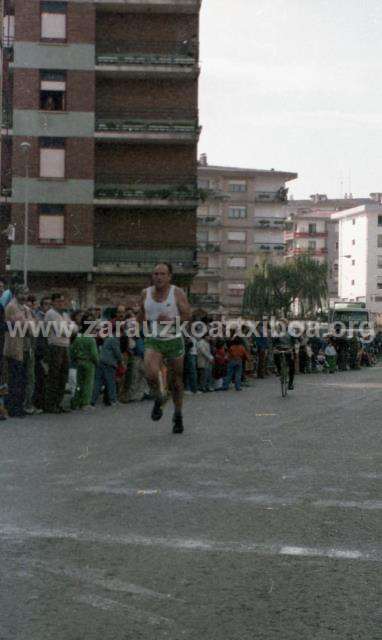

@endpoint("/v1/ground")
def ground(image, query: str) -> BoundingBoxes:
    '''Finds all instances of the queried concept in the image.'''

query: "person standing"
[223,336,248,391]
[33,297,51,412]
[44,293,76,413]
[3,285,32,417]
[91,325,122,407]
[138,263,191,434]
[196,334,214,392]
[70,314,99,409]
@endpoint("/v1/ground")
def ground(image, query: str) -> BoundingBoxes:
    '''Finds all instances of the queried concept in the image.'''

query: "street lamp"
[20,141,31,287]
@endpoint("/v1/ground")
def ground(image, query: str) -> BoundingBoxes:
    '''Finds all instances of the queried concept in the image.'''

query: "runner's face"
[152,265,171,290]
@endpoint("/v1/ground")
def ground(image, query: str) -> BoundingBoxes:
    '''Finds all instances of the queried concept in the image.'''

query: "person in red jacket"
[223,337,249,391]
[213,339,228,390]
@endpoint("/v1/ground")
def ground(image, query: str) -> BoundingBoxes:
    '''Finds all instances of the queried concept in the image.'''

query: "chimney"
[199,153,208,167]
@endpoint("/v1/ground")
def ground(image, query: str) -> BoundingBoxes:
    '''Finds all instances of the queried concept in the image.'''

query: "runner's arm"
[175,288,191,322]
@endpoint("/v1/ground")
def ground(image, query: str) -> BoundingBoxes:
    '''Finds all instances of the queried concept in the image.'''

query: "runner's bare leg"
[144,350,164,401]
[168,355,184,414]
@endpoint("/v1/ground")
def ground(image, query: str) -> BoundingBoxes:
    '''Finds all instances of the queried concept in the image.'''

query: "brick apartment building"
[0,0,201,306]
[192,156,297,316]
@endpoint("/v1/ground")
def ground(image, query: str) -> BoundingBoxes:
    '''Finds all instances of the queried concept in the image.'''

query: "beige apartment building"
[191,156,297,316]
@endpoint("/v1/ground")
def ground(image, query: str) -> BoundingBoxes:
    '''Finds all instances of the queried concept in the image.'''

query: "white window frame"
[227,257,246,269]
[41,12,67,41]
[228,206,247,219]
[228,180,247,193]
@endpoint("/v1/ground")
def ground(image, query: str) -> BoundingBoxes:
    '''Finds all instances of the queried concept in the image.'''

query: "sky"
[199,0,382,199]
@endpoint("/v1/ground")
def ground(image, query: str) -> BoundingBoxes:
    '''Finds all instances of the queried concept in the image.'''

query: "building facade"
[192,157,297,316]
[332,204,382,313]
[0,0,201,306]
[285,195,373,301]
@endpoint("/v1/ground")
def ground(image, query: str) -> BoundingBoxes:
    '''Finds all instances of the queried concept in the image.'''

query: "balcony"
[284,231,328,240]
[95,109,200,143]
[196,267,221,278]
[197,241,221,253]
[285,247,328,257]
[1,109,13,134]
[94,174,199,208]
[198,187,230,201]
[94,247,196,274]
[94,1,201,13]
[254,243,285,252]
[189,293,220,308]
[255,188,288,203]
[254,218,286,229]
[197,216,222,227]
[96,40,198,78]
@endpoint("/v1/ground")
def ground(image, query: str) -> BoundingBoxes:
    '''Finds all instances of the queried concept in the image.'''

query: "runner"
[138,263,191,434]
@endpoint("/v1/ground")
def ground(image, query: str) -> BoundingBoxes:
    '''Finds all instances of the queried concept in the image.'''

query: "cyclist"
[272,320,295,391]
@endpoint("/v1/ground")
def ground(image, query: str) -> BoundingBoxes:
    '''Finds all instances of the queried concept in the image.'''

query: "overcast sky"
[199,0,382,199]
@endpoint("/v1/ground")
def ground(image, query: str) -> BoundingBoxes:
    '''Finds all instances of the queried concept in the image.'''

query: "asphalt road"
[0,366,381,640]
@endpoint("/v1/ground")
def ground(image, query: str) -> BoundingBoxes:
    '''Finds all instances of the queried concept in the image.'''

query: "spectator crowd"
[0,277,380,420]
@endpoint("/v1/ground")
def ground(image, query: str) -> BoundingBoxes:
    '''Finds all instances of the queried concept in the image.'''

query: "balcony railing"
[96,40,196,66]
[197,241,221,253]
[96,111,199,135]
[285,248,328,256]
[95,174,199,201]
[254,243,285,252]
[285,231,328,239]
[197,216,222,227]
[196,267,220,277]
[189,293,220,308]
[254,218,286,229]
[255,188,288,203]
[1,109,13,129]
[94,247,196,270]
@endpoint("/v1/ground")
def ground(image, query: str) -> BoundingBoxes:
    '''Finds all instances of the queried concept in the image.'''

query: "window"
[40,70,66,111]
[228,180,247,193]
[378,284,382,290]
[351,280,355,286]
[228,207,247,219]
[352,239,355,246]
[198,179,210,189]
[308,240,316,251]
[40,138,65,178]
[308,223,317,234]
[228,231,246,242]
[41,1,67,41]
[378,257,382,268]
[335,242,339,249]
[375,296,382,302]
[378,235,382,248]
[352,259,355,266]
[228,283,245,297]
[38,205,64,244]
[378,216,382,226]
[352,219,356,225]
[227,257,246,269]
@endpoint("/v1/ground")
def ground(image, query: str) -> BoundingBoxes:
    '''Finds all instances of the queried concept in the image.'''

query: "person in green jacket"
[70,314,99,409]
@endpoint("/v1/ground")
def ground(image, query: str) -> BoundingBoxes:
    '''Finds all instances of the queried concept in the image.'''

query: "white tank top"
[144,285,181,340]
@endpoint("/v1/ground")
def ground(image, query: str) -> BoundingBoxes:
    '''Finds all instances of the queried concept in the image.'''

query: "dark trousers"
[33,356,46,410]
[274,352,295,385]
[6,357,27,416]
[257,349,267,377]
[44,345,69,412]
[185,353,198,393]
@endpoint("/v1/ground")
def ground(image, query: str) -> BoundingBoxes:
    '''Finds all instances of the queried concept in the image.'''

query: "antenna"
[348,169,352,198]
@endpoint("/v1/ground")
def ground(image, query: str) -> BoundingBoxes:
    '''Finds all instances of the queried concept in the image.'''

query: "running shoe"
[151,399,163,422]
[172,413,184,434]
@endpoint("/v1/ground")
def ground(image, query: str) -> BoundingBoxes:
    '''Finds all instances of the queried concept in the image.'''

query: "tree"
[242,256,328,318]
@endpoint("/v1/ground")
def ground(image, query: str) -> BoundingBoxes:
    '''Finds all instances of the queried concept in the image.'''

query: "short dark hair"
[51,293,64,302]
[40,296,50,306]
[155,262,173,275]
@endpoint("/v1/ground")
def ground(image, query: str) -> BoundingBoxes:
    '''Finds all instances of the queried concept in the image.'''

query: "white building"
[332,204,382,313]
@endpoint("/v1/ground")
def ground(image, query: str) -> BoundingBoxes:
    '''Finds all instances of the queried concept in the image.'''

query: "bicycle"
[274,349,292,398]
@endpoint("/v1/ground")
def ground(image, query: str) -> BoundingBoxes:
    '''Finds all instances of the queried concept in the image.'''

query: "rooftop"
[198,164,297,181]
[331,203,382,220]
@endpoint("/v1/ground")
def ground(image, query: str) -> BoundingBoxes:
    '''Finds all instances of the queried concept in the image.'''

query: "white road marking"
[75,594,174,626]
[0,524,379,562]
[314,499,382,510]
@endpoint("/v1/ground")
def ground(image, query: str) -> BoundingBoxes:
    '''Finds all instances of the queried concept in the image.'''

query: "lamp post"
[20,141,31,287]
